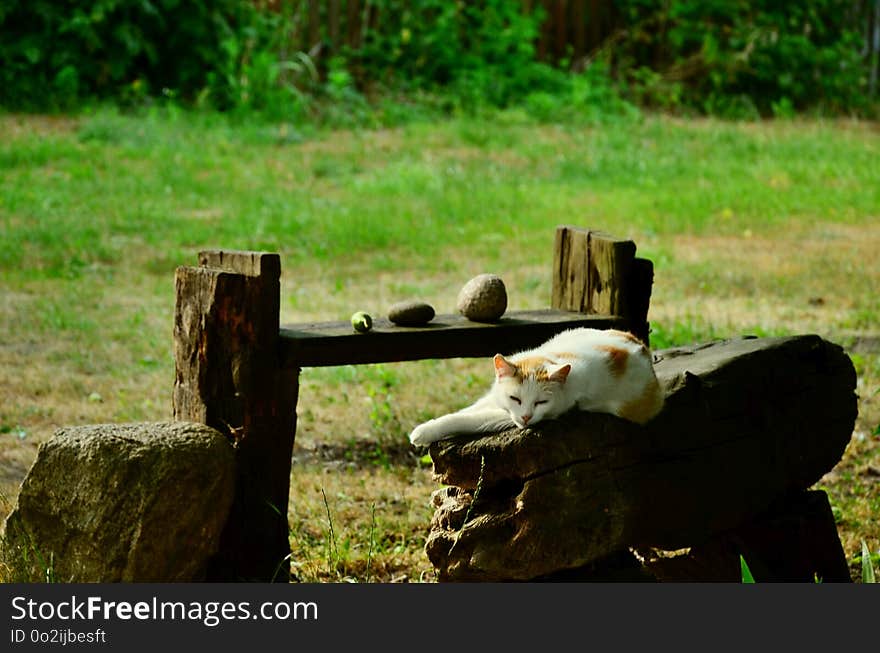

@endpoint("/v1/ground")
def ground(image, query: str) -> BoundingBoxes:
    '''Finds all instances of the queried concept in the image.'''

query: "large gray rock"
[424,335,857,581]
[0,422,235,582]
[456,274,507,322]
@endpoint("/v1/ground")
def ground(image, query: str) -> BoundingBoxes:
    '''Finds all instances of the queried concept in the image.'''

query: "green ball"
[351,311,373,333]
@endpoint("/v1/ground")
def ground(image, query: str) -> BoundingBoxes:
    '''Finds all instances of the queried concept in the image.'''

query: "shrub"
[613,0,873,116]
[1,1,873,117]
[0,1,256,109]
[353,0,562,109]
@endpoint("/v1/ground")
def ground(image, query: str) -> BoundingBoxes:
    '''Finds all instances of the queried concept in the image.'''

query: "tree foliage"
[0,0,875,116]
[612,0,873,116]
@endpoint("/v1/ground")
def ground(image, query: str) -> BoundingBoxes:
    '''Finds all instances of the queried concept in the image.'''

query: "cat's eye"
[535,400,548,406]
[509,396,521,404]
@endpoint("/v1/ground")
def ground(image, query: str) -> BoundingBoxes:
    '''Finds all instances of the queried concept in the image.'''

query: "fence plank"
[553,0,568,62]
[573,0,586,62]
[551,226,651,344]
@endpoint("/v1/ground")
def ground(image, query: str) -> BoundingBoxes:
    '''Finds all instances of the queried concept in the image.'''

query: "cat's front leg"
[409,419,448,446]
[409,409,513,446]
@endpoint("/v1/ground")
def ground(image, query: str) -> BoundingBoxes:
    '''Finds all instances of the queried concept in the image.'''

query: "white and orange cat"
[409,327,664,445]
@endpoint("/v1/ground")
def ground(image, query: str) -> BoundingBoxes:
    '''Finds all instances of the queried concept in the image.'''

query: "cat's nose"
[522,414,532,424]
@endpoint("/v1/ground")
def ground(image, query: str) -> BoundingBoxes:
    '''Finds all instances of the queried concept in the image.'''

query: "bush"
[0,0,252,110]
[1,0,873,118]
[353,0,563,109]
[613,0,873,116]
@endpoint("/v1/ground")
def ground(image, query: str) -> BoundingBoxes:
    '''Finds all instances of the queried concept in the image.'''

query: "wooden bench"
[172,226,654,581]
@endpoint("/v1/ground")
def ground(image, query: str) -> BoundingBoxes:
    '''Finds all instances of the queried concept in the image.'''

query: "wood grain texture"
[586,229,636,316]
[173,252,296,582]
[551,225,591,313]
[551,225,651,344]
[198,249,280,278]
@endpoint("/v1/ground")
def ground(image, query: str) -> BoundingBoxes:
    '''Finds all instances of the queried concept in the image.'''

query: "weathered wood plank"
[551,225,591,312]
[626,257,654,344]
[173,253,296,582]
[586,229,636,317]
[552,225,650,343]
[198,249,280,278]
[279,310,627,368]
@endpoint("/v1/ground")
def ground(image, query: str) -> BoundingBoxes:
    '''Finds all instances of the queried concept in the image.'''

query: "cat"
[409,327,664,446]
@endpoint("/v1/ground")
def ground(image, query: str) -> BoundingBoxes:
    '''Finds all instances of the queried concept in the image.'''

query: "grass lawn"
[1,107,878,581]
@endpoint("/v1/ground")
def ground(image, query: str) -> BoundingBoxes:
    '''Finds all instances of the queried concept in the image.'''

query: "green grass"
[740,555,756,583]
[1,106,878,582]
[3,107,878,284]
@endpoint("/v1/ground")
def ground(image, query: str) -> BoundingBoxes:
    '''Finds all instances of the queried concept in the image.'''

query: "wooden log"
[173,250,297,582]
[279,310,626,368]
[424,335,857,581]
[551,226,652,344]
[641,490,852,582]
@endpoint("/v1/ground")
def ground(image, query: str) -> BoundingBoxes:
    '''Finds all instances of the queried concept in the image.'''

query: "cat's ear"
[494,354,517,379]
[548,364,571,384]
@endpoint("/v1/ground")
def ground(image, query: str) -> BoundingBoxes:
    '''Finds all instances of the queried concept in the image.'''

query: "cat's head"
[492,354,571,428]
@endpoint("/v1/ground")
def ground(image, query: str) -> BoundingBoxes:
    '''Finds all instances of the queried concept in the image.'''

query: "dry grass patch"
[651,222,880,338]
[0,114,81,139]
[286,459,437,583]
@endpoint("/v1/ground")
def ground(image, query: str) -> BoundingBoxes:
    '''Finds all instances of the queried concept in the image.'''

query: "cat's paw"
[409,422,440,446]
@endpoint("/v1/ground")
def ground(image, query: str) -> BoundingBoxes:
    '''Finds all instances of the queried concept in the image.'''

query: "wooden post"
[551,225,654,345]
[173,250,298,582]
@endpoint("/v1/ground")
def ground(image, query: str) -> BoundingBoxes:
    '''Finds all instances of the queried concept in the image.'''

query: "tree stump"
[424,335,858,582]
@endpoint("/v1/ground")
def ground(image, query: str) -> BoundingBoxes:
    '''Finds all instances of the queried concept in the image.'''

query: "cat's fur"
[409,327,664,446]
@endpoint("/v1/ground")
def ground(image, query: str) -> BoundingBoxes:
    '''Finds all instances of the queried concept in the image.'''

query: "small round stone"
[388,300,435,326]
[456,274,508,322]
[350,311,373,333]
